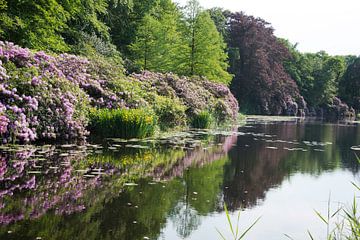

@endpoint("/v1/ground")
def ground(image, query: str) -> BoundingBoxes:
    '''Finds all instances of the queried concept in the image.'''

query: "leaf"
[351,182,360,191]
[216,228,227,240]
[224,203,235,237]
[331,207,343,218]
[235,210,241,239]
[314,210,328,224]
[307,230,315,240]
[238,216,261,240]
[284,234,295,240]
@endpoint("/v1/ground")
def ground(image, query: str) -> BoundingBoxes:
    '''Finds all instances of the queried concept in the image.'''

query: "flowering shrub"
[130,71,239,122]
[152,95,187,130]
[0,42,239,143]
[0,42,90,143]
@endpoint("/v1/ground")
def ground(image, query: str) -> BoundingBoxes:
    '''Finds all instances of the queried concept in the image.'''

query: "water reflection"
[0,120,359,240]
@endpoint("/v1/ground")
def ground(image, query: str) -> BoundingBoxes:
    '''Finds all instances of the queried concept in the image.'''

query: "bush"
[89,108,157,139]
[152,96,187,130]
[191,111,213,129]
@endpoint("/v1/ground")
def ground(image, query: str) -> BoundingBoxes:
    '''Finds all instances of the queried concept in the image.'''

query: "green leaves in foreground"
[216,203,261,240]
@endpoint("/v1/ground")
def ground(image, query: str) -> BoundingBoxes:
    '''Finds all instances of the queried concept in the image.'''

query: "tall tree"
[130,0,185,72]
[227,12,300,114]
[310,53,346,106]
[182,0,232,84]
[106,0,158,54]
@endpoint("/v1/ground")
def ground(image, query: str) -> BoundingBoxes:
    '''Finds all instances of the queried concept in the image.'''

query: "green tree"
[0,0,112,53]
[130,0,185,72]
[60,0,110,45]
[106,0,158,54]
[312,54,345,105]
[283,41,347,107]
[182,0,232,84]
[339,57,360,110]
[1,0,70,52]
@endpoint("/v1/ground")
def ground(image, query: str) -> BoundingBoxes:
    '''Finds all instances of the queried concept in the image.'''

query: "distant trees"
[339,57,360,110]
[284,42,350,108]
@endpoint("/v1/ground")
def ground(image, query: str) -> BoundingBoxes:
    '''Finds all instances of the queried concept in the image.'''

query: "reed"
[89,108,157,139]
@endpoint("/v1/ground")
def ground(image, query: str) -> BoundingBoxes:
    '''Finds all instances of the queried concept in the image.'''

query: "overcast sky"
[175,0,360,56]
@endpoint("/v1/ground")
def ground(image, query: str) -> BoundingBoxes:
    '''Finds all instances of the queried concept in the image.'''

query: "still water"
[0,118,359,240]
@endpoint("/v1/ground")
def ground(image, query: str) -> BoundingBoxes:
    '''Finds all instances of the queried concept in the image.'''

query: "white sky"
[175,0,360,56]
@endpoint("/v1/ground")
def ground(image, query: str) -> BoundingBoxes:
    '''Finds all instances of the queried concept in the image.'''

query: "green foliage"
[191,111,213,129]
[130,0,232,84]
[213,99,231,123]
[1,0,71,52]
[207,7,230,39]
[89,108,157,139]
[130,0,185,72]
[283,41,347,107]
[0,0,111,53]
[339,57,360,111]
[107,0,158,54]
[182,1,232,84]
[152,95,187,130]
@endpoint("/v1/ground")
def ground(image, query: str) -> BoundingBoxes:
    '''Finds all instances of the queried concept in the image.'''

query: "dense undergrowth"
[0,41,239,143]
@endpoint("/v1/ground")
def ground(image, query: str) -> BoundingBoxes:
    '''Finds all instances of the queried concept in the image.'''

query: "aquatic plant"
[89,108,157,139]
[191,111,213,129]
[216,203,261,240]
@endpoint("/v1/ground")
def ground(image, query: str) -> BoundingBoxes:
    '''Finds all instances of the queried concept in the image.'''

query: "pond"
[0,117,359,240]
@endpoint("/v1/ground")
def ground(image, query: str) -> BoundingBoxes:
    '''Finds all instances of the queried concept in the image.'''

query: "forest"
[0,0,359,143]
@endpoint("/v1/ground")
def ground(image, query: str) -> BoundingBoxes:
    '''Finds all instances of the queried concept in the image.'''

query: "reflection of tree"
[223,121,360,211]
[170,202,200,239]
[174,168,201,239]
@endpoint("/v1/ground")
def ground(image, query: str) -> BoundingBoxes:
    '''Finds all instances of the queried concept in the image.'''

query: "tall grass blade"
[224,203,235,237]
[351,182,360,191]
[307,230,315,240]
[237,216,261,240]
[314,210,328,224]
[235,210,241,239]
[284,234,295,240]
[331,207,343,218]
[216,228,227,240]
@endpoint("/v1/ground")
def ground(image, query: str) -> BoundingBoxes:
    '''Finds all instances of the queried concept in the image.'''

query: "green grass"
[89,108,157,139]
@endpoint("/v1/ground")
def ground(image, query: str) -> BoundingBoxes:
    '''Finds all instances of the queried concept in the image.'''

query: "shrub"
[89,108,157,139]
[152,95,187,130]
[191,111,213,129]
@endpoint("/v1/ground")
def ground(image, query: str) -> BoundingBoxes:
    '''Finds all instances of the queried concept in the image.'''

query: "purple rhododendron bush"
[0,41,239,144]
